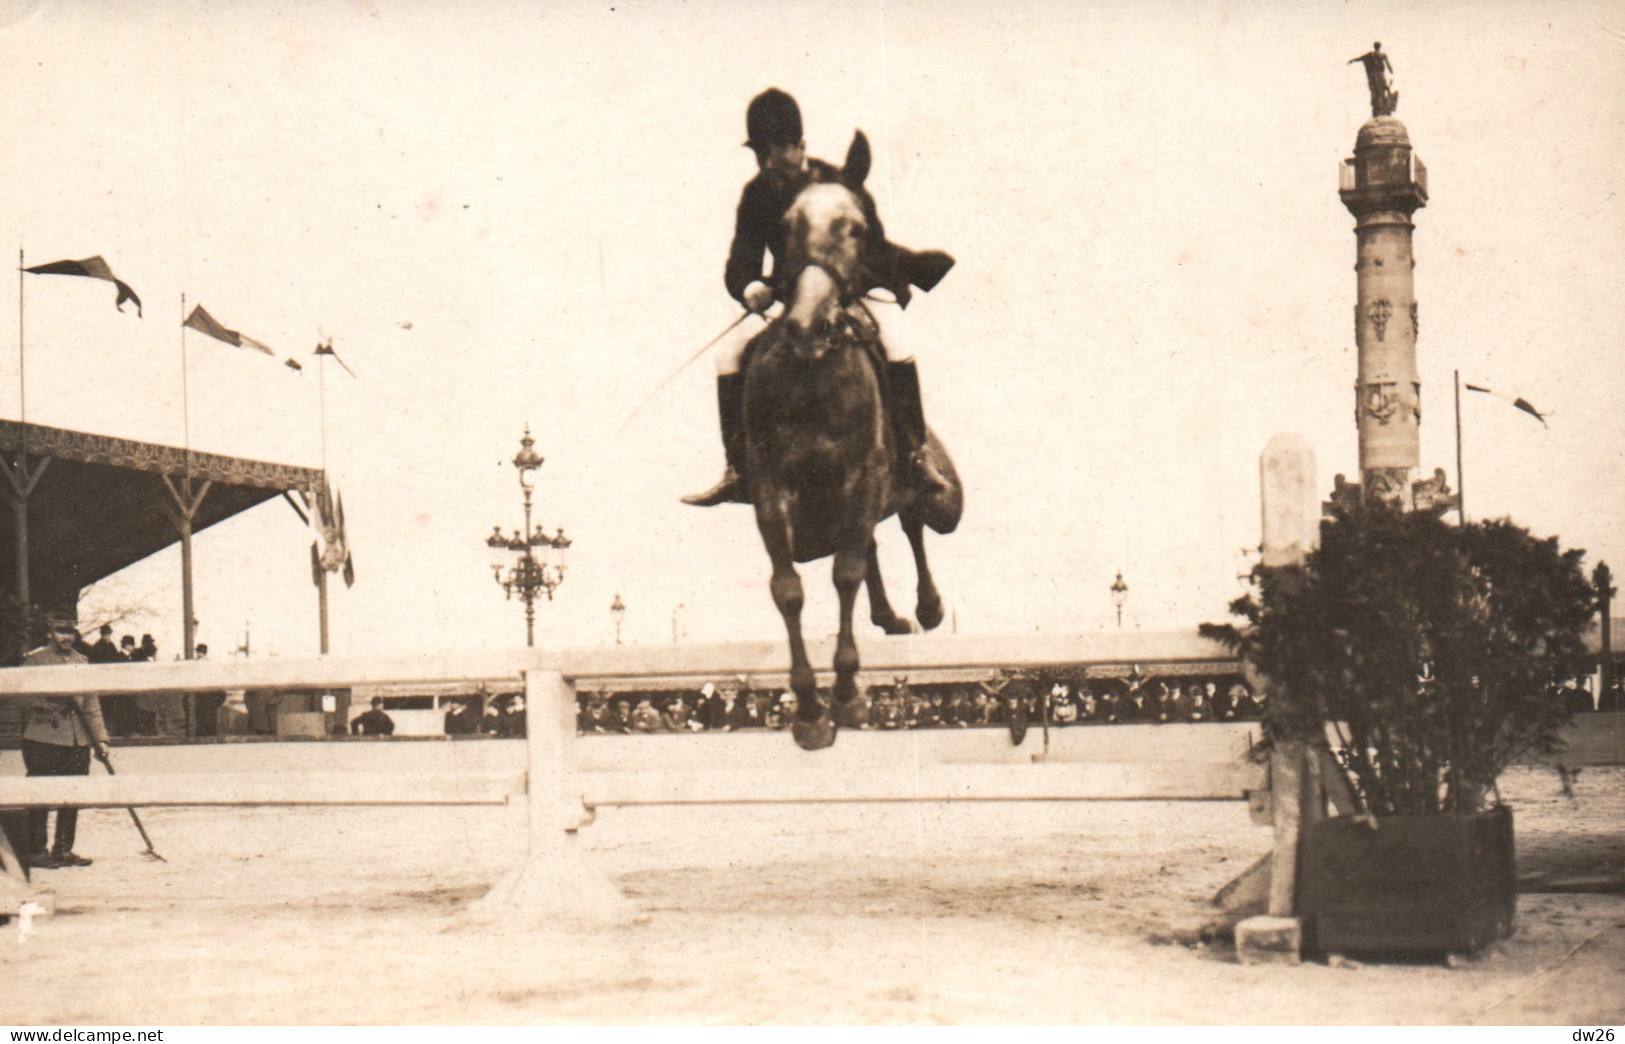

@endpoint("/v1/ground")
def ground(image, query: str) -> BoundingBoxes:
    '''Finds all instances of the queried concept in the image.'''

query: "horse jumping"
[741,131,964,751]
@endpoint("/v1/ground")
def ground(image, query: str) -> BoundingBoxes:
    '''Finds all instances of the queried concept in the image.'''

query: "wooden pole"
[317,563,329,655]
[158,474,211,725]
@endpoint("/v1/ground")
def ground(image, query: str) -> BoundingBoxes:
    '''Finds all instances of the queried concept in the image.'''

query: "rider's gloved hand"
[742,281,774,315]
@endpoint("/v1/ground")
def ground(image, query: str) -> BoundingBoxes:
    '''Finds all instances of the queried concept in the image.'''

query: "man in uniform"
[685,87,955,508]
[350,696,396,736]
[20,609,109,869]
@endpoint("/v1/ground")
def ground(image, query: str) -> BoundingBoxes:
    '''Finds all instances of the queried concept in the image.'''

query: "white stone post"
[1235,434,1320,965]
[468,668,640,926]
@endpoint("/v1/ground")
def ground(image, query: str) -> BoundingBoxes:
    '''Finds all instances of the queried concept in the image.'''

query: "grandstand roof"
[0,419,324,609]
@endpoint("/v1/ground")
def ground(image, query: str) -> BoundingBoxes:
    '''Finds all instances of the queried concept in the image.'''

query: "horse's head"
[777,131,878,358]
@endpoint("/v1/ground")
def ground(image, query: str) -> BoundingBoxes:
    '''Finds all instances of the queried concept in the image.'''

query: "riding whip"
[616,310,751,434]
[92,748,166,863]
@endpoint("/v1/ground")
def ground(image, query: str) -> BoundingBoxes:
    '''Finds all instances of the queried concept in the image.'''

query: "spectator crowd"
[573,673,1269,735]
[76,625,167,736]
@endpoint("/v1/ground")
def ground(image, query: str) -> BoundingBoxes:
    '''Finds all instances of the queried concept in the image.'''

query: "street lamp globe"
[486,526,508,575]
[513,426,544,491]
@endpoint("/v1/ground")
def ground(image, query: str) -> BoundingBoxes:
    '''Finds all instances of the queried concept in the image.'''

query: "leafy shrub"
[1202,504,1595,815]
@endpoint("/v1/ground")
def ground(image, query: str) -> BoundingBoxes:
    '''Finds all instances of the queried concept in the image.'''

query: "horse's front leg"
[831,547,868,706]
[864,539,916,635]
[757,500,818,712]
[781,548,837,752]
[767,558,816,710]
[901,512,945,631]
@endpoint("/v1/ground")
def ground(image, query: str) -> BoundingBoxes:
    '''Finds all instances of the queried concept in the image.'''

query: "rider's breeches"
[714,305,917,376]
[714,312,770,376]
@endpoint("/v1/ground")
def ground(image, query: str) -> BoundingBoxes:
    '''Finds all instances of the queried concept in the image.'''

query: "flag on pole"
[24,256,143,316]
[313,482,355,588]
[337,490,355,588]
[314,337,357,378]
[183,304,275,355]
[1464,383,1548,427]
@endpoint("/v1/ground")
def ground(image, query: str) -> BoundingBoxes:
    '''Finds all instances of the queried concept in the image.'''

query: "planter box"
[1298,805,1515,956]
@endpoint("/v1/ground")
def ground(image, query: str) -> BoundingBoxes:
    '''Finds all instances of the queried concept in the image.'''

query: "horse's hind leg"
[902,512,945,631]
[831,547,867,706]
[865,540,916,635]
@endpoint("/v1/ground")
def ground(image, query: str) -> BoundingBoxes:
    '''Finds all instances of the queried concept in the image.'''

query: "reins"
[616,310,751,435]
[615,272,894,435]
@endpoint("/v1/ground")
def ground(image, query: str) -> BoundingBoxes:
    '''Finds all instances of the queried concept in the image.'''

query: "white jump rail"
[0,630,1259,923]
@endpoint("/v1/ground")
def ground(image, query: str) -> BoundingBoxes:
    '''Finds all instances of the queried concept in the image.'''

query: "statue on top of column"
[1349,42,1398,117]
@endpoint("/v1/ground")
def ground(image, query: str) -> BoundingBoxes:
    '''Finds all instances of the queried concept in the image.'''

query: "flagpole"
[11,245,27,612]
[1454,369,1466,526]
[178,292,197,667]
[318,349,328,475]
[180,292,192,470]
[16,246,24,434]
[317,350,330,655]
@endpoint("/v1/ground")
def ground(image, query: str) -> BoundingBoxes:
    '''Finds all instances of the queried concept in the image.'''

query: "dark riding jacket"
[725,158,953,310]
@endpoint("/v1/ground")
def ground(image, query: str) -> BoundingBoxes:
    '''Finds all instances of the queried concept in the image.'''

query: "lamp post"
[484,426,571,647]
[1110,570,1128,629]
[671,603,685,644]
[610,592,626,645]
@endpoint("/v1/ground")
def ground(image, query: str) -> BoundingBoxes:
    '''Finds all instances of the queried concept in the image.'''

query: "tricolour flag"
[1464,383,1548,427]
[24,256,142,316]
[183,304,275,355]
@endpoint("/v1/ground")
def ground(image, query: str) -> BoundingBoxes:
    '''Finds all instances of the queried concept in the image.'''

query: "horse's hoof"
[876,615,917,636]
[916,598,945,632]
[792,715,838,751]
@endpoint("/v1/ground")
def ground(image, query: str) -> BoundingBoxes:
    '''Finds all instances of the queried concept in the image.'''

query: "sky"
[0,0,1621,659]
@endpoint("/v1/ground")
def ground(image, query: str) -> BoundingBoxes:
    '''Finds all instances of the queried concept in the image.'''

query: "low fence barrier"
[0,631,1262,921]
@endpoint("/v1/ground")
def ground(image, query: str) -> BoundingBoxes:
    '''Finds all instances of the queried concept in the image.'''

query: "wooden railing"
[0,630,1257,922]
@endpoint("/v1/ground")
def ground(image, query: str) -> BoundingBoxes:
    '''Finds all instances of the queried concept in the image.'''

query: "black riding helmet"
[745,88,802,151]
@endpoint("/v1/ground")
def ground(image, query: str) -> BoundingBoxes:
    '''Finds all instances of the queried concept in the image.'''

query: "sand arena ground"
[0,743,1620,1026]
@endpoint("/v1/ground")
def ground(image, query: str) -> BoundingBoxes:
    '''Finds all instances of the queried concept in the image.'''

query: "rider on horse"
[684,88,957,508]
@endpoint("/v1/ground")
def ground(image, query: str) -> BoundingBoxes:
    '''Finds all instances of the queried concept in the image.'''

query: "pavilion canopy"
[0,419,324,611]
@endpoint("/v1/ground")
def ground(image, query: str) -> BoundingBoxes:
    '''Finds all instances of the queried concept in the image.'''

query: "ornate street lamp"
[1110,570,1128,629]
[484,426,571,647]
[610,592,626,645]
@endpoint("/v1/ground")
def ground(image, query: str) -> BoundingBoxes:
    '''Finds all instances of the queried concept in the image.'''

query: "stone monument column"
[1339,115,1428,509]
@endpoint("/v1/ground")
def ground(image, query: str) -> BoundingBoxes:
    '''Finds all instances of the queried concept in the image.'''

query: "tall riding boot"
[26,808,49,854]
[887,361,950,496]
[51,805,90,865]
[683,374,750,506]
